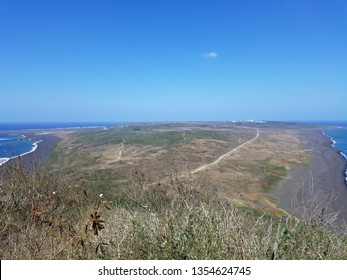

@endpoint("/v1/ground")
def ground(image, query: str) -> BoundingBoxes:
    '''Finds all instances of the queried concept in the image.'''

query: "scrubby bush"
[1,161,346,259]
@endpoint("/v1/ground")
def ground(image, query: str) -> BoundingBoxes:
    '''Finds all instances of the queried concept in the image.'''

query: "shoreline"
[271,128,347,228]
[322,131,347,183]
[0,132,60,170]
[0,125,111,171]
[0,138,43,167]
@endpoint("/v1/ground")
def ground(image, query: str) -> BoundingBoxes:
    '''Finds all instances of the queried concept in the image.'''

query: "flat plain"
[43,122,313,213]
[2,121,347,260]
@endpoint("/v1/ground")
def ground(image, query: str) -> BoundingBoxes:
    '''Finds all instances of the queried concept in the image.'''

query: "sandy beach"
[271,128,347,228]
[0,132,60,171]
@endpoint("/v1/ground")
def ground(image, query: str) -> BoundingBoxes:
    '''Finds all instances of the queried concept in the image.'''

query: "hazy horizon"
[1,0,346,122]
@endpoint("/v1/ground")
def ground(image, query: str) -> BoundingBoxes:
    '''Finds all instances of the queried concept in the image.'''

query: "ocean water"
[0,122,120,166]
[323,124,347,181]
[0,122,119,131]
[0,134,42,166]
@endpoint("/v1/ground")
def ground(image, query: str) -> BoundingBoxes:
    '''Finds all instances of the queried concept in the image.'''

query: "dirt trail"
[149,128,260,186]
[115,140,125,161]
[190,128,259,174]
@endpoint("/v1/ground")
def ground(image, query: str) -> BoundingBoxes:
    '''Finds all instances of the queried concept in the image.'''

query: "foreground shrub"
[0,163,346,259]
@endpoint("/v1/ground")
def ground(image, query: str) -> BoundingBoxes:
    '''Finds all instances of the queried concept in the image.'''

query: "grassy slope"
[45,124,256,198]
[0,163,346,259]
[2,123,346,259]
[45,123,314,215]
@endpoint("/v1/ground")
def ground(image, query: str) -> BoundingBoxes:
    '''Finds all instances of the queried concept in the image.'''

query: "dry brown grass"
[1,161,347,260]
[46,124,309,214]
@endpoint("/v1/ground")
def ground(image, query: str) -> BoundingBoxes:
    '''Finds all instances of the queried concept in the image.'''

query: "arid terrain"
[42,122,312,213]
[2,122,347,260]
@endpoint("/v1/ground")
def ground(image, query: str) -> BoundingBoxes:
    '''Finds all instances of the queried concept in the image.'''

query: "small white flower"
[52,191,56,195]
[99,193,104,198]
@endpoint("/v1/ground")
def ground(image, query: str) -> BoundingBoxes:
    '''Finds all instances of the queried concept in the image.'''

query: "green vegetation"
[1,161,346,260]
[45,125,256,193]
[46,143,58,165]
[1,123,343,259]
[260,164,287,191]
[77,130,184,147]
[73,128,244,148]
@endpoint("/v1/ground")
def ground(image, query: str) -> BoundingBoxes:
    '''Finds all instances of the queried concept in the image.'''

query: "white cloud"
[202,52,218,58]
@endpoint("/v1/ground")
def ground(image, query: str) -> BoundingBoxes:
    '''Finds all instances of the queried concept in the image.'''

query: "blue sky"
[1,0,346,122]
